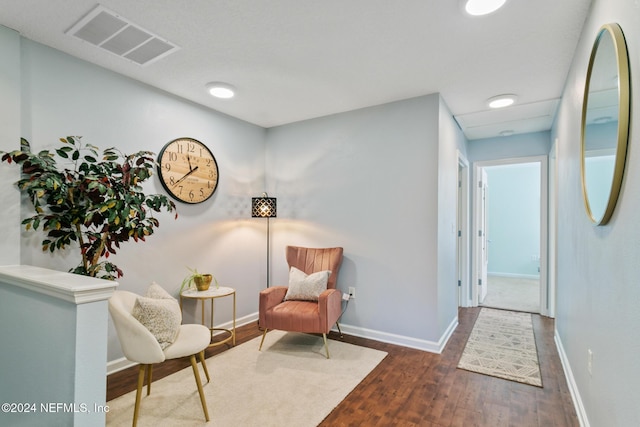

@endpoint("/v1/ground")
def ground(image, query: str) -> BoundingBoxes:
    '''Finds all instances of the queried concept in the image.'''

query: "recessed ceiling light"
[487,94,517,109]
[206,82,235,99]
[464,0,507,16]
[499,130,515,137]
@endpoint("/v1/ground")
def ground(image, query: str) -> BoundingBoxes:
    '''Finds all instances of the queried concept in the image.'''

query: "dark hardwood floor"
[107,307,579,426]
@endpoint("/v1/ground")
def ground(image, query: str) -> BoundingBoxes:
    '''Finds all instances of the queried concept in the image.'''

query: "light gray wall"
[438,98,467,333]
[0,285,77,426]
[468,131,551,162]
[265,94,461,345]
[485,163,541,277]
[3,34,465,362]
[0,25,20,265]
[0,267,114,427]
[7,38,267,362]
[552,0,640,425]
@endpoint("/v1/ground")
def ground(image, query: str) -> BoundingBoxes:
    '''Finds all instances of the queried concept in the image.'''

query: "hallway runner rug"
[106,330,387,426]
[457,308,542,387]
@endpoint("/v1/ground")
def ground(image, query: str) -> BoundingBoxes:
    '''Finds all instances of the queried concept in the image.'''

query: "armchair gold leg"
[199,350,210,383]
[259,328,268,351]
[322,333,330,359]
[190,354,210,421]
[133,365,147,427]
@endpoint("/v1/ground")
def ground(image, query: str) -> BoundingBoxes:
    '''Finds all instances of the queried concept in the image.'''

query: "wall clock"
[157,137,219,204]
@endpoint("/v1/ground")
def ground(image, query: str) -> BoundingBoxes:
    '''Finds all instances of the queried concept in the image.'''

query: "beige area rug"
[457,308,542,387]
[107,331,387,426]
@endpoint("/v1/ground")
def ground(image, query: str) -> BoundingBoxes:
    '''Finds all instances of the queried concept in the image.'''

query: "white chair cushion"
[284,267,331,301]
[163,324,212,359]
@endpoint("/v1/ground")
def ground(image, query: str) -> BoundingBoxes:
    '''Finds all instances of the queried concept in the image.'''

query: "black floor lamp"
[251,193,277,287]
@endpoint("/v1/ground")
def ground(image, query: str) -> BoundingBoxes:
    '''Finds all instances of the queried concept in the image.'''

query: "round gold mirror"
[581,23,630,225]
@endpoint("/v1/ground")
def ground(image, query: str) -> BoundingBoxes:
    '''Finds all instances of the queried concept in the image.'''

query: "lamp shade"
[252,196,277,218]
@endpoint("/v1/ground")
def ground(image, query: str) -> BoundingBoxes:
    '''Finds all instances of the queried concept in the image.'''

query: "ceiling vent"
[66,4,179,66]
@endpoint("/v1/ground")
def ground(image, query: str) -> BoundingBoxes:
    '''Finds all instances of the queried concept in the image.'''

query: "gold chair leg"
[335,321,343,338]
[190,354,210,421]
[259,328,268,351]
[146,364,153,396]
[322,333,330,359]
[133,365,147,427]
[199,350,210,383]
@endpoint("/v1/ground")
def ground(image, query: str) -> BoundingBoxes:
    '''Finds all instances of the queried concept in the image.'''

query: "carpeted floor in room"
[480,275,540,313]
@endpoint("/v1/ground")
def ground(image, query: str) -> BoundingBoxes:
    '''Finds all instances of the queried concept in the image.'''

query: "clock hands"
[186,154,193,172]
[173,166,199,187]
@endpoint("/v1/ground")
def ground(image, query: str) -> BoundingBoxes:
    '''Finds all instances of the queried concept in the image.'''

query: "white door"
[479,169,489,303]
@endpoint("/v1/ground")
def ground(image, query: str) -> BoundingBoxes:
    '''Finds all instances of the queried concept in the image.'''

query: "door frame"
[548,140,558,318]
[478,168,489,304]
[471,155,550,316]
[457,150,471,307]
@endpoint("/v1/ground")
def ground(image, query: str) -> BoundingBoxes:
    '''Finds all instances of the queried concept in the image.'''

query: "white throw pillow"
[284,267,331,301]
[132,282,181,349]
[146,281,175,300]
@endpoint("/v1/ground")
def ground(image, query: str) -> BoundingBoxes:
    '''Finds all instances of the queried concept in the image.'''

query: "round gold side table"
[180,286,236,347]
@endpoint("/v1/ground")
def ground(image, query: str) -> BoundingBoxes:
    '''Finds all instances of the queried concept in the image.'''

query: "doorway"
[472,156,549,315]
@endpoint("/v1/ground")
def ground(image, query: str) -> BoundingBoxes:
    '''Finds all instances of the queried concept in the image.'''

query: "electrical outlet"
[342,292,350,301]
[588,349,593,376]
[348,287,356,299]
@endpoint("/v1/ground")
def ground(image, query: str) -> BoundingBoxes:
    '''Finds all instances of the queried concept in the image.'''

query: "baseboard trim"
[106,357,135,375]
[554,329,590,427]
[106,312,259,375]
[335,315,459,354]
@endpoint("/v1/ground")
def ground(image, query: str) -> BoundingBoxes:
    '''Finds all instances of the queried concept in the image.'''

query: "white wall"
[265,94,460,348]
[2,33,466,365]
[552,0,640,425]
[10,39,267,362]
[485,163,541,277]
[468,131,552,162]
[0,25,20,265]
[0,266,115,427]
[438,99,467,333]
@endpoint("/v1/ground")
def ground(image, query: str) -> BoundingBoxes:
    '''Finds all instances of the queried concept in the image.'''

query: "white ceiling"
[0,0,592,140]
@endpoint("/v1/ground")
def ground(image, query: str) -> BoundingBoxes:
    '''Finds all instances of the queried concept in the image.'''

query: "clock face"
[157,138,219,204]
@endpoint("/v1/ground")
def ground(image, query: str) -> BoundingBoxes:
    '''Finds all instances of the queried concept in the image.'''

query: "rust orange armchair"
[259,246,344,358]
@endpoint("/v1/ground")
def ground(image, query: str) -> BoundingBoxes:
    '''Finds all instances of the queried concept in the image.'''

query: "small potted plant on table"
[180,267,219,292]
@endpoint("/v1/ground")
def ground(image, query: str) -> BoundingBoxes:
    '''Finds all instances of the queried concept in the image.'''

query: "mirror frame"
[580,23,630,225]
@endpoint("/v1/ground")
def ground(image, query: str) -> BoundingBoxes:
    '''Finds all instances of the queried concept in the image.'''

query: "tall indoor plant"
[0,136,177,279]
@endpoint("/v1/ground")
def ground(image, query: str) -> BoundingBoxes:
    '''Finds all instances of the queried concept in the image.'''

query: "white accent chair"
[109,290,211,427]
